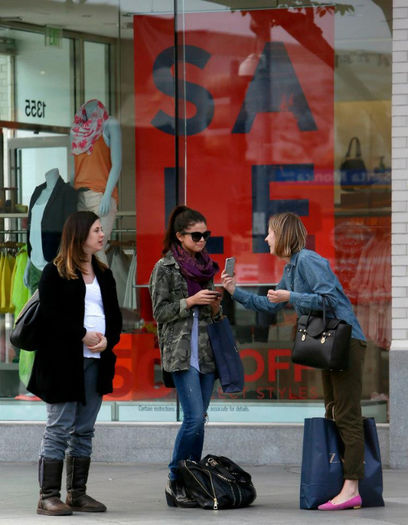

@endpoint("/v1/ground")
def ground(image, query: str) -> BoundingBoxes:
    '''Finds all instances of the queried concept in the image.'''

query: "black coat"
[27,258,122,404]
[27,177,78,262]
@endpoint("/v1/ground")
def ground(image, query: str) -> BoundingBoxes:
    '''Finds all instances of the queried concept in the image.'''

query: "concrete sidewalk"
[1,463,408,524]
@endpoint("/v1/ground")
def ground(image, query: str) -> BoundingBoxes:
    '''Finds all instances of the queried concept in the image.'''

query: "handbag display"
[10,289,41,351]
[292,295,351,371]
[340,136,368,188]
[178,454,256,510]
[207,316,244,393]
[300,417,384,509]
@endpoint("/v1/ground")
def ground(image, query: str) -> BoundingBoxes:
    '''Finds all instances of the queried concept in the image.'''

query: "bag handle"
[306,294,329,326]
[305,295,336,330]
[345,136,362,159]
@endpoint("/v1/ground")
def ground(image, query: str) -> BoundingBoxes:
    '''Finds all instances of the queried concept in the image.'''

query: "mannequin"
[27,169,60,277]
[70,99,122,265]
[21,168,77,389]
[24,168,77,291]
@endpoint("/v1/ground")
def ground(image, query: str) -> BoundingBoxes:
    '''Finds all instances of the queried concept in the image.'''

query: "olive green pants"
[321,338,366,480]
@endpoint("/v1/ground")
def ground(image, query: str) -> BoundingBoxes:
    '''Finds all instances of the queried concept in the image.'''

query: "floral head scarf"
[71,99,109,155]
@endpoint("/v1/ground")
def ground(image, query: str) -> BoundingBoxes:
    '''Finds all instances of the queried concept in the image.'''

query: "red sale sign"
[134,8,334,285]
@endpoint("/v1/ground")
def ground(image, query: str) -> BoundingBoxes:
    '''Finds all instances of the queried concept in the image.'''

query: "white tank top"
[83,277,106,359]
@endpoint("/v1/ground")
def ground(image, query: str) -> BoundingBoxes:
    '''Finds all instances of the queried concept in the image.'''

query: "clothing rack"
[0,241,25,247]
[0,230,27,235]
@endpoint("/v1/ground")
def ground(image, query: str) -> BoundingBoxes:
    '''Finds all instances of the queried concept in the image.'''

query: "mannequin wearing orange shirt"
[70,99,121,264]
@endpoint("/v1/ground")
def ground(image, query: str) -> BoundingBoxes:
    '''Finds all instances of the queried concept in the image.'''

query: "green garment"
[0,253,15,313]
[11,246,30,317]
[10,246,33,386]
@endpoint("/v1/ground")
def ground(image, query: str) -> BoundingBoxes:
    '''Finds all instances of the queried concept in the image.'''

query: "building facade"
[0,0,403,466]
[391,0,408,469]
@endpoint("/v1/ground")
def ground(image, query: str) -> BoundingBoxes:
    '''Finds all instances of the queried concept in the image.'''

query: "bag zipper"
[184,462,219,510]
[205,458,241,507]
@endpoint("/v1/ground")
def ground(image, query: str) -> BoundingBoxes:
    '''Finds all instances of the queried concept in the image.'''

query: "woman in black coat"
[28,211,122,516]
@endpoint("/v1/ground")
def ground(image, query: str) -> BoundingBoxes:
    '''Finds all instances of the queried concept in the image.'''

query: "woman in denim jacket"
[149,205,221,507]
[222,212,366,512]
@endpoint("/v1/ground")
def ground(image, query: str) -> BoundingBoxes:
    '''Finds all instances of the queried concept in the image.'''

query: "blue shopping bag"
[300,417,384,509]
[207,317,244,393]
[359,418,385,508]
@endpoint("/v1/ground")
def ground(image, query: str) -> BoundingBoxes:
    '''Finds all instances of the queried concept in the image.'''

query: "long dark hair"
[54,211,106,279]
[162,205,207,255]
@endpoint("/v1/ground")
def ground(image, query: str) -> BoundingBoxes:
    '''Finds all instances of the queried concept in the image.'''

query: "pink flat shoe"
[318,495,362,511]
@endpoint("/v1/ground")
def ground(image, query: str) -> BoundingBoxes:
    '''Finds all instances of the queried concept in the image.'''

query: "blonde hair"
[268,212,307,258]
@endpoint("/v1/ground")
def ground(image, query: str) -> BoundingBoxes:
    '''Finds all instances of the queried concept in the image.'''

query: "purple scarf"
[171,244,219,296]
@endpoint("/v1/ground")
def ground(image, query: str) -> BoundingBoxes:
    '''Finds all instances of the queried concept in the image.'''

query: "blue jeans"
[39,358,102,460]
[169,367,215,480]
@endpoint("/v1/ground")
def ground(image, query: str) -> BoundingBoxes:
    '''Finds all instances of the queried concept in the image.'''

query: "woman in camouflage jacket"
[149,205,221,508]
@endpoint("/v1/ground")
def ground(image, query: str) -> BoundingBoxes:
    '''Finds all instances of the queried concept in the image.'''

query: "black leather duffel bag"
[178,454,256,510]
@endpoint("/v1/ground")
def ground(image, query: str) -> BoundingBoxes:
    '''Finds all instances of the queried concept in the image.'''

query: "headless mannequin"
[70,99,122,264]
[23,168,61,289]
[70,99,122,216]
[35,168,60,206]
[20,168,64,393]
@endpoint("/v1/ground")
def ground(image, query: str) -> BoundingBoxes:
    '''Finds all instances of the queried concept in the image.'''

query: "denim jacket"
[233,249,365,341]
[149,252,217,375]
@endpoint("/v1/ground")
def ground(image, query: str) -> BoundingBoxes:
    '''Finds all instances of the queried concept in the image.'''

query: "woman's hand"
[82,331,102,348]
[186,289,221,308]
[221,270,236,295]
[82,331,107,352]
[267,289,290,303]
[210,291,222,316]
[88,334,107,353]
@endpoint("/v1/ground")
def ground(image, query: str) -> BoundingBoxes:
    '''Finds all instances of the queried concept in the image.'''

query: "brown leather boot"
[37,457,73,516]
[65,455,106,512]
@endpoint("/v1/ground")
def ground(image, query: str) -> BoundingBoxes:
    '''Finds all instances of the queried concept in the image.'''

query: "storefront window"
[0,0,391,424]
[134,0,391,422]
[0,3,119,415]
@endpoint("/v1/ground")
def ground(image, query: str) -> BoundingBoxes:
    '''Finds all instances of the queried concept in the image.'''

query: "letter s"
[151,45,214,136]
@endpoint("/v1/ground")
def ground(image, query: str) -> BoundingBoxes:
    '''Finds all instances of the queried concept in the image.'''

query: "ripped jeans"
[169,367,215,480]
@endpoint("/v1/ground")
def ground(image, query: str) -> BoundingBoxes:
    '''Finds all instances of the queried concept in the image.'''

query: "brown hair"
[162,205,207,255]
[54,211,106,279]
[268,212,307,258]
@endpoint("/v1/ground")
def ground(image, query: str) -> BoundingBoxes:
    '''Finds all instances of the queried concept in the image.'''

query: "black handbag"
[291,296,351,370]
[207,316,244,393]
[10,290,41,351]
[340,136,368,188]
[178,454,256,510]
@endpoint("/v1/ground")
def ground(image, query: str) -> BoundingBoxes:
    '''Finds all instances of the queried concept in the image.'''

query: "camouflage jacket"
[149,252,217,375]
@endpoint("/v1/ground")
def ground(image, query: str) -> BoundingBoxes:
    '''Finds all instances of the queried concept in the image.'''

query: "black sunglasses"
[182,230,211,242]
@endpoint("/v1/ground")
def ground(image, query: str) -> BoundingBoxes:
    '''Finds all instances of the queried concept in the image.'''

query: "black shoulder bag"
[291,295,351,371]
[10,290,41,351]
[340,136,368,189]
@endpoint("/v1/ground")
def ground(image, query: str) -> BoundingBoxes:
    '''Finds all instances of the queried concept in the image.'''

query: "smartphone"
[224,257,236,276]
